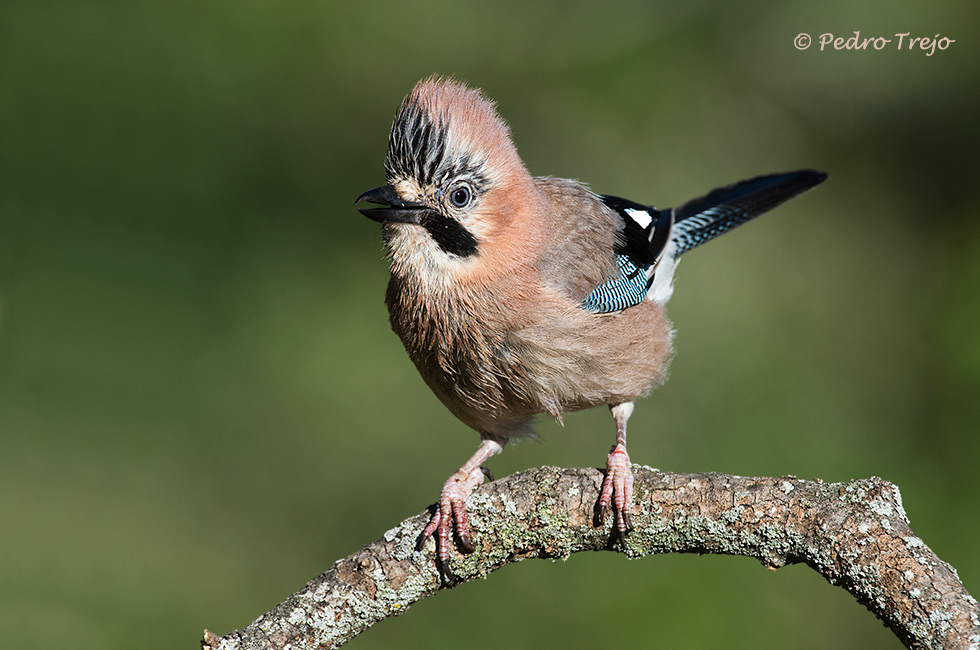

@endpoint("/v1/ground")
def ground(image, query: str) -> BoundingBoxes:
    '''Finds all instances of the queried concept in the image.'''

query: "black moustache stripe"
[421,212,479,258]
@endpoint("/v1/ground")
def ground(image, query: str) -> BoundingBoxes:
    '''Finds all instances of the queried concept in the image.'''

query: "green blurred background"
[2,1,978,648]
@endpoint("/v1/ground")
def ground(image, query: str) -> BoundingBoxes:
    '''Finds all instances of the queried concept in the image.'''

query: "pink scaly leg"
[422,438,503,580]
[598,402,635,544]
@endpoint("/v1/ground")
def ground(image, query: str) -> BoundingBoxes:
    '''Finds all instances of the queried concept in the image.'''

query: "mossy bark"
[203,467,979,650]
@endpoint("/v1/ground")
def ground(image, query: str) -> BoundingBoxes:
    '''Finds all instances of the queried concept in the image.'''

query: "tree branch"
[201,467,979,650]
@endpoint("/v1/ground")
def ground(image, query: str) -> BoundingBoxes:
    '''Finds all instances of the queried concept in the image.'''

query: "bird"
[355,76,827,579]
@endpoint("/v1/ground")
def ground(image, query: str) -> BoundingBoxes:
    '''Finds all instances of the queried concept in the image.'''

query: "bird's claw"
[421,466,487,582]
[597,443,634,545]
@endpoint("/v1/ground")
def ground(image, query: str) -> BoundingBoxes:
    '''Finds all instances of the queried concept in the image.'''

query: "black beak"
[355,185,433,225]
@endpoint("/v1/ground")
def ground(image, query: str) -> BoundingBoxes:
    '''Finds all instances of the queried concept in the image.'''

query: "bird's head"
[356,77,535,283]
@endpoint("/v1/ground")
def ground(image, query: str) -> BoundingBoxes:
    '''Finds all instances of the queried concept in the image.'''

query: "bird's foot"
[597,442,634,545]
[421,466,488,581]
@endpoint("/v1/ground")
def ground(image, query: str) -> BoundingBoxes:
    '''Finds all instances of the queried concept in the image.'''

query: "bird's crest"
[384,76,524,192]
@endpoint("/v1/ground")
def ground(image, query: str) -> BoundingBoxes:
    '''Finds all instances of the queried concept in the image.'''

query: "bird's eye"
[449,185,472,208]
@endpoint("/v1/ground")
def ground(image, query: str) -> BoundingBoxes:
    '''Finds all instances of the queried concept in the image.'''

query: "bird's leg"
[421,438,503,579]
[598,402,635,544]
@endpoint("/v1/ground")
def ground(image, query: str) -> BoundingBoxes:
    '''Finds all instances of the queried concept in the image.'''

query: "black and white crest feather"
[384,101,490,196]
[385,103,449,187]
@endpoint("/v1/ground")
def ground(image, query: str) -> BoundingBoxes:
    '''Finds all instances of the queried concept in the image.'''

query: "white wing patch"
[624,207,653,229]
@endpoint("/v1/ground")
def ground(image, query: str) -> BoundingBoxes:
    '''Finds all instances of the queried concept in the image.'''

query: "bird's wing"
[601,195,675,267]
[533,178,630,304]
[581,170,827,313]
[579,196,672,314]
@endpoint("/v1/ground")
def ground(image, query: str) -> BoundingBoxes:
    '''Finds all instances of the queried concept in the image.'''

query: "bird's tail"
[645,169,827,305]
[669,169,828,258]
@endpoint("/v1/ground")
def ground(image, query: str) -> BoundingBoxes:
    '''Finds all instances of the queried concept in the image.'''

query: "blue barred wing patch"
[581,254,650,313]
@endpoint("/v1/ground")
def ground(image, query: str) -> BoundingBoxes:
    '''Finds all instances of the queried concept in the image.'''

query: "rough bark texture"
[201,467,979,650]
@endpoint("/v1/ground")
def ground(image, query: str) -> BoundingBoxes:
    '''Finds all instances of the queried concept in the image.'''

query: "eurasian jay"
[356,76,827,578]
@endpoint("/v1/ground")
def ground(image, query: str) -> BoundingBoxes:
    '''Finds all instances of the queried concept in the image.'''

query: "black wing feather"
[599,195,674,267]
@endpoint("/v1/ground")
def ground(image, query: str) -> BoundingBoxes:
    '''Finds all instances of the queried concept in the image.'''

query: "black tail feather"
[670,169,827,257]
